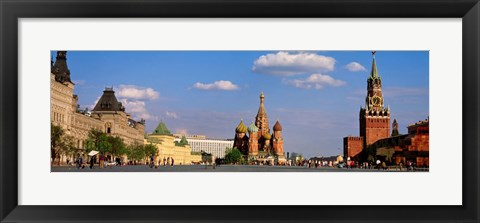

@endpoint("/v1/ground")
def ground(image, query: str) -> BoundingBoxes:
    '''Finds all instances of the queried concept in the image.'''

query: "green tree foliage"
[224,147,243,164]
[97,134,112,155]
[125,142,145,162]
[51,123,76,165]
[144,143,158,157]
[51,123,64,163]
[84,129,112,155]
[84,129,104,154]
[108,136,126,157]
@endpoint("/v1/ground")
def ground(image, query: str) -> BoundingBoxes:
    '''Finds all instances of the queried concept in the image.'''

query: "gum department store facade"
[51,51,199,165]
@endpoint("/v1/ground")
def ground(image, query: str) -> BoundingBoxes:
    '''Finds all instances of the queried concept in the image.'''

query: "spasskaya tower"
[359,51,391,147]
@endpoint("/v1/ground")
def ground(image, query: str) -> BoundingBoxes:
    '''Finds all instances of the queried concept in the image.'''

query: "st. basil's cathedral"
[233,92,286,164]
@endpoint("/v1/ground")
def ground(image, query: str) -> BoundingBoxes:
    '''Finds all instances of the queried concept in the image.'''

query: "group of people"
[304,160,333,168]
[342,160,421,171]
[147,156,175,168]
[75,154,86,169]
[73,153,121,169]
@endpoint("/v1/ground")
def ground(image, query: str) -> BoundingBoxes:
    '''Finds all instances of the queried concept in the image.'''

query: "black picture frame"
[1,0,479,222]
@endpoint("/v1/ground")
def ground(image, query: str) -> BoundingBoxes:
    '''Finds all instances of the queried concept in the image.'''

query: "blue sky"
[54,51,429,157]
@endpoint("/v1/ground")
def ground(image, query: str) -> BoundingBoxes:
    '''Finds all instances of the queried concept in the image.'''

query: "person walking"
[99,154,105,169]
[78,155,84,169]
[149,155,154,168]
[171,158,174,167]
[76,154,81,169]
[89,156,94,169]
[212,156,216,169]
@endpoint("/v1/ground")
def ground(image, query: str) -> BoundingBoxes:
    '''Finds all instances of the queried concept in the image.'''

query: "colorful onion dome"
[273,120,282,131]
[248,121,259,133]
[235,120,247,133]
[262,132,272,140]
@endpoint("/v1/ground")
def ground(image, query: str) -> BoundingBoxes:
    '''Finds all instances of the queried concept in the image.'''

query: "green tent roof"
[370,56,378,78]
[370,52,382,80]
[176,136,189,147]
[152,121,171,135]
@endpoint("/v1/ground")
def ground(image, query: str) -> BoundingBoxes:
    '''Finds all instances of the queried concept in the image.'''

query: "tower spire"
[370,51,379,78]
[258,92,266,115]
[52,51,72,83]
[255,92,270,135]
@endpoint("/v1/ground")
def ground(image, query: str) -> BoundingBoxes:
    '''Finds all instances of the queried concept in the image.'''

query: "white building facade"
[173,136,234,158]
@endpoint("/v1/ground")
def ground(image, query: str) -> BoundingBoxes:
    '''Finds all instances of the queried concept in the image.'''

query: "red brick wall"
[344,137,364,158]
[362,117,390,146]
[408,134,429,152]
[416,157,429,166]
[273,130,284,155]
[248,134,258,155]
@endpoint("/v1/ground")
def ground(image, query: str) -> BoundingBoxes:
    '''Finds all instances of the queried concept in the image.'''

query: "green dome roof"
[152,121,171,135]
[248,122,258,133]
[262,132,272,140]
[235,120,247,133]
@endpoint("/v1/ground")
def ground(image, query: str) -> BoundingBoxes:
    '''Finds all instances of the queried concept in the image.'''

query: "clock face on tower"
[371,95,382,106]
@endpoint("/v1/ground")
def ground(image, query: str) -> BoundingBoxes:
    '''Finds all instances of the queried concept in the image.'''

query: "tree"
[108,136,126,158]
[125,142,145,163]
[60,135,77,159]
[51,123,76,165]
[51,123,64,164]
[224,147,243,164]
[84,129,111,155]
[144,143,158,157]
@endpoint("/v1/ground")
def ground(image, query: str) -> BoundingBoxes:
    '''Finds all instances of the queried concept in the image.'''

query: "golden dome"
[235,120,247,133]
[262,132,272,140]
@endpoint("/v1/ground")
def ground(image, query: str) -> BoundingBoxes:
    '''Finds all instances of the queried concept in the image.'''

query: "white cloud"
[87,96,102,110]
[117,85,159,100]
[118,98,158,121]
[166,111,178,119]
[346,62,367,72]
[283,73,346,90]
[193,80,239,91]
[174,129,189,135]
[114,85,160,120]
[72,79,86,85]
[252,51,336,76]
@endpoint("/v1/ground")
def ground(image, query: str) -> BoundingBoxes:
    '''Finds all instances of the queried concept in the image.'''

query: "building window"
[107,127,111,134]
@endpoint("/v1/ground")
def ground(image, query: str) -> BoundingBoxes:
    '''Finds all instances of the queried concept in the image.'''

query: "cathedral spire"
[255,92,270,134]
[370,51,379,78]
[257,91,266,115]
